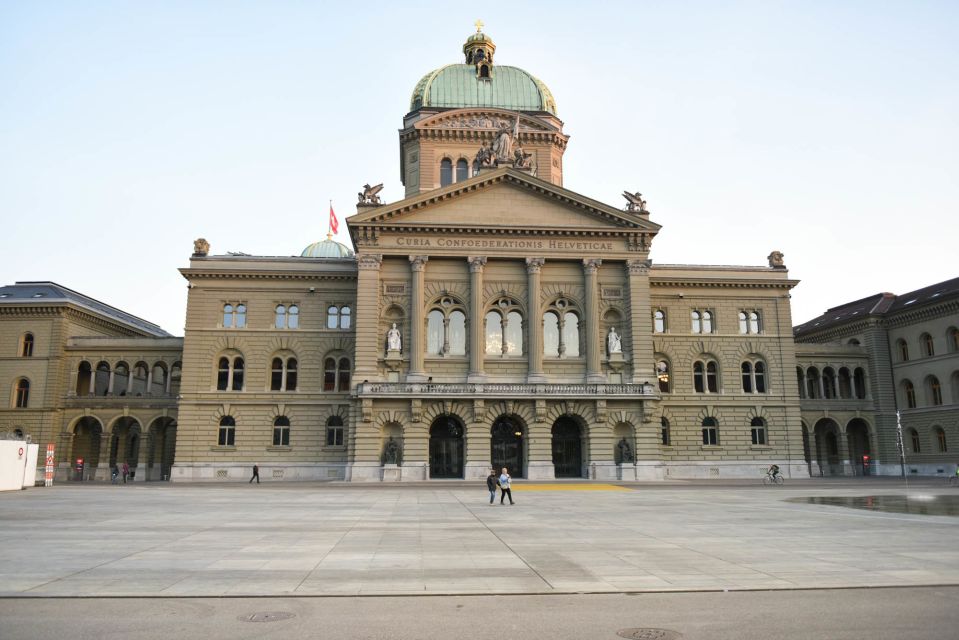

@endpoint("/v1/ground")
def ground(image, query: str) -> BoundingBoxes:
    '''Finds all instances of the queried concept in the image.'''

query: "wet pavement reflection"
[789,494,959,516]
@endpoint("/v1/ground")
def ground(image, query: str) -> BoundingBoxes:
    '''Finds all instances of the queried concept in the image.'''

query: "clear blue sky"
[2,1,957,334]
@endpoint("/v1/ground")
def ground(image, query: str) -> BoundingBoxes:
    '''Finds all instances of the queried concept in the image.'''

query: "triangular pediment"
[348,168,661,237]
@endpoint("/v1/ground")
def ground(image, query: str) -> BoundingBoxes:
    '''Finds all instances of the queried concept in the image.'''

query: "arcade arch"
[429,415,464,479]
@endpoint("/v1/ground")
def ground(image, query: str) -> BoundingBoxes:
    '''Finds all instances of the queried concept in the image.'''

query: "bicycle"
[763,471,784,485]
[944,475,959,487]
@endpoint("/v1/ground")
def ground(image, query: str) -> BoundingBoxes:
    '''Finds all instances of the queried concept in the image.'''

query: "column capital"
[467,256,488,273]
[525,257,545,273]
[409,255,429,272]
[357,254,383,270]
[626,258,652,275]
[583,258,602,274]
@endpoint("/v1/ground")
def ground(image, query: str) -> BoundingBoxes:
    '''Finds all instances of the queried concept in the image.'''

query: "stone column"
[88,371,95,396]
[583,259,604,383]
[526,258,546,383]
[165,369,172,394]
[126,371,134,395]
[146,368,154,396]
[353,254,383,383]
[467,256,487,383]
[838,429,852,476]
[407,255,429,382]
[626,258,655,385]
[107,370,115,395]
[95,431,113,481]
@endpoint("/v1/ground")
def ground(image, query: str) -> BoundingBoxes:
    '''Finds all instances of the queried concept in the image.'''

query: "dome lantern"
[463,20,496,79]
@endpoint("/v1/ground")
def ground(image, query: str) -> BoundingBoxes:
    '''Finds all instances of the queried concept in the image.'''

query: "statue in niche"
[607,327,623,355]
[387,323,402,352]
[383,436,401,465]
[618,438,633,463]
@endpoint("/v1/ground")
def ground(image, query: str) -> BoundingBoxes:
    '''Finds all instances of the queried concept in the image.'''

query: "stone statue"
[618,437,633,463]
[607,327,622,355]
[387,323,402,352]
[384,436,400,465]
[768,250,785,268]
[491,117,519,164]
[192,238,210,257]
[358,183,384,205]
[512,140,533,170]
[622,191,647,213]
[474,142,493,172]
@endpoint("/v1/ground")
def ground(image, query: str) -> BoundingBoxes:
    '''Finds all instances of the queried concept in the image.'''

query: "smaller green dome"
[301,237,354,258]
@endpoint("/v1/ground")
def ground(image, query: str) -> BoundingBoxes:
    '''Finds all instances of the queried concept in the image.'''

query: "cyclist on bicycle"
[768,464,781,480]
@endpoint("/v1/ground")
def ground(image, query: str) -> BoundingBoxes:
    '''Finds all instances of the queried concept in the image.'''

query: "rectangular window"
[702,427,718,446]
[218,426,235,446]
[326,426,344,446]
[273,426,290,446]
[751,427,766,446]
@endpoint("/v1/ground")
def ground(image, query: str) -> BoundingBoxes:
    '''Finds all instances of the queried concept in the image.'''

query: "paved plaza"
[2,478,958,597]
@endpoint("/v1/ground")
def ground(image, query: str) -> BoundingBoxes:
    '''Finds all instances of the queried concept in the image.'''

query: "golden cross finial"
[474,19,484,32]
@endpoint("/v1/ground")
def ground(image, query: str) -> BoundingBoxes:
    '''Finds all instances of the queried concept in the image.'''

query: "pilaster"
[526,258,546,383]
[626,258,655,385]
[354,254,383,383]
[407,255,429,382]
[467,256,487,383]
[583,259,604,383]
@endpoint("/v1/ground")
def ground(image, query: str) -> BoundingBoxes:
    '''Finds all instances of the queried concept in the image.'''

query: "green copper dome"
[410,29,557,116]
[410,64,557,116]
[301,237,354,258]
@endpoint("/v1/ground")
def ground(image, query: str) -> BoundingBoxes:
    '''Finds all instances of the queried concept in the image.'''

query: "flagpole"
[327,199,333,240]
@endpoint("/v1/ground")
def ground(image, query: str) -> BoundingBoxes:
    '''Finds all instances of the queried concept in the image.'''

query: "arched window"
[223,303,246,328]
[13,428,24,439]
[822,367,837,399]
[215,355,244,391]
[702,417,719,445]
[544,298,579,357]
[693,359,719,393]
[275,305,287,329]
[903,379,916,409]
[797,367,806,398]
[806,367,821,399]
[691,311,701,334]
[691,310,713,334]
[702,310,713,333]
[921,333,935,357]
[927,376,943,406]
[561,312,579,357]
[14,379,29,408]
[749,312,761,334]
[952,372,959,405]
[326,305,351,329]
[270,357,298,391]
[653,310,666,333]
[909,428,921,454]
[741,359,767,393]
[848,338,861,346]
[838,367,852,399]
[661,417,671,446]
[656,359,671,393]
[340,306,351,329]
[935,427,947,453]
[440,158,453,186]
[897,339,909,362]
[20,333,34,357]
[739,310,762,334]
[273,416,290,446]
[217,416,235,446]
[485,298,523,355]
[326,415,344,446]
[543,311,559,356]
[854,367,867,399]
[95,361,111,396]
[949,327,959,353]
[426,296,466,356]
[751,417,767,445]
[288,304,299,329]
[323,357,350,392]
[456,159,469,182]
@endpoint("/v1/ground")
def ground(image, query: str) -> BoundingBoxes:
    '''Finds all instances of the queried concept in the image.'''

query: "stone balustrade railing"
[355,381,657,398]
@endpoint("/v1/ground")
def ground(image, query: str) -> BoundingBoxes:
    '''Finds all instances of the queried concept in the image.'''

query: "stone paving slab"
[1,479,958,597]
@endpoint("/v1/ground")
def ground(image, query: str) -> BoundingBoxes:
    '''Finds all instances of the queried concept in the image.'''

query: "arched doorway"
[148,417,177,481]
[552,417,583,478]
[110,417,141,477]
[491,417,524,478]
[72,417,102,481]
[814,419,841,476]
[846,419,872,476]
[429,416,464,478]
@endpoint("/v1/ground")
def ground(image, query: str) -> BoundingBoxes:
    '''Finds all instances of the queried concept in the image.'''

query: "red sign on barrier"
[45,444,55,487]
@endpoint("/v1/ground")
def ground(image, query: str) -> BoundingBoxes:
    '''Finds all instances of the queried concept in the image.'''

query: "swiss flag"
[329,204,339,235]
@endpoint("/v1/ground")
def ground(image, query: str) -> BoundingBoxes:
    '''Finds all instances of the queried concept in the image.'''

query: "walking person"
[499,467,514,505]
[121,461,129,484]
[249,464,260,484]
[486,469,497,505]
[111,464,119,484]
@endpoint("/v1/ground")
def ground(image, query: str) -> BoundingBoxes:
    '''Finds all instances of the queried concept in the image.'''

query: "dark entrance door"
[552,417,582,478]
[429,417,464,478]
[491,418,524,478]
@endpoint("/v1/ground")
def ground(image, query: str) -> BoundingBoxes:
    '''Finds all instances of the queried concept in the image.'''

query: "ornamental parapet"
[354,381,658,400]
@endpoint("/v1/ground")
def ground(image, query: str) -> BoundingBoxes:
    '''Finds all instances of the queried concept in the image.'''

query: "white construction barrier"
[0,441,30,491]
[22,443,39,488]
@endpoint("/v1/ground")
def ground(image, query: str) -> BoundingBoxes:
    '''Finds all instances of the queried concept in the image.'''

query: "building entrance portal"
[552,417,583,478]
[429,417,464,479]
[491,417,524,478]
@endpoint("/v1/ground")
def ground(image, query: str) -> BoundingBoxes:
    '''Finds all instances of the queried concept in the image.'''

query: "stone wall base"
[172,462,347,482]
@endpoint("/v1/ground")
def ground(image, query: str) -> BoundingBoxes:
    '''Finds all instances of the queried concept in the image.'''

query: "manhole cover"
[617,629,682,640]
[239,611,296,623]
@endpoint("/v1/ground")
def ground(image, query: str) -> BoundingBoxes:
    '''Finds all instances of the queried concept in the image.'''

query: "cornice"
[650,278,798,290]
[180,269,357,282]
[885,299,959,329]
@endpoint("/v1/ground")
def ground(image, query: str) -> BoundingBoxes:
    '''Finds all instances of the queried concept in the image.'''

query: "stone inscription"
[393,237,615,251]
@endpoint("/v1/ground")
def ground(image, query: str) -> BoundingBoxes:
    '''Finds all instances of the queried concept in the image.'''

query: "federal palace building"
[3,29,958,483]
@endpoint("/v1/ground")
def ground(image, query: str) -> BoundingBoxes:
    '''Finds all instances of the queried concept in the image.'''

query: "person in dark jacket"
[486,469,497,505]
[249,464,260,484]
